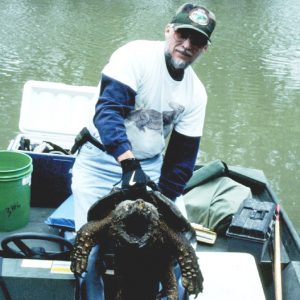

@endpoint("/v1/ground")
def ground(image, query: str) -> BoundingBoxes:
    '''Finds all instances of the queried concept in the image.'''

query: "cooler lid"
[19,80,98,137]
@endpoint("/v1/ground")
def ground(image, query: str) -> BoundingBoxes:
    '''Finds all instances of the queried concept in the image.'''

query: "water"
[1,0,299,234]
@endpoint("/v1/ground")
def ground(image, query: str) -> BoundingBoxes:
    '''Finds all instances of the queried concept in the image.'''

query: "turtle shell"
[87,187,124,221]
[87,187,194,238]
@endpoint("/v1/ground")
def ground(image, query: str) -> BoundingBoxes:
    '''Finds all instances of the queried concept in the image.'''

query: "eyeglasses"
[172,27,209,48]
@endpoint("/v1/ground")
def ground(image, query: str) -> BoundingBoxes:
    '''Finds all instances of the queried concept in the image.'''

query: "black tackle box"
[226,198,276,261]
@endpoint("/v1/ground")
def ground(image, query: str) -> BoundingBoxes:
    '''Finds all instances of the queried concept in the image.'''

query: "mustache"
[176,48,193,57]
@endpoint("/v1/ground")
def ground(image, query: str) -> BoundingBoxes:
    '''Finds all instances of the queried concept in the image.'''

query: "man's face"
[164,25,209,69]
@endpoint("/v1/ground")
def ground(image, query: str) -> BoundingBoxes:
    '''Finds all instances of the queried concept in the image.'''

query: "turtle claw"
[70,249,89,276]
[182,269,203,297]
[74,272,86,280]
[70,229,96,276]
[176,240,203,297]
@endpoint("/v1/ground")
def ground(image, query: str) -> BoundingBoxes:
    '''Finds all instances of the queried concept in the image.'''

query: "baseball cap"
[170,3,216,42]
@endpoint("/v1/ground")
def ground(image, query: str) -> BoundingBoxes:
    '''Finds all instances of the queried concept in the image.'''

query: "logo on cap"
[189,8,209,26]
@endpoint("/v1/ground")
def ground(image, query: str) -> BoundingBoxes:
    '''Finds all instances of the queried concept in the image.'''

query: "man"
[71,3,216,299]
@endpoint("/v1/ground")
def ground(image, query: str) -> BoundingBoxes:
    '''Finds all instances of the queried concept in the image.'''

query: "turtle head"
[112,199,160,248]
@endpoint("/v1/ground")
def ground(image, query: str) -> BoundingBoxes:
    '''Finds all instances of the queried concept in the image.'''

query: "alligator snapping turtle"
[70,189,203,300]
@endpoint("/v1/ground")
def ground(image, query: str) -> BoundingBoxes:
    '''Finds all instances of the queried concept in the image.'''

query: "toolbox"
[7,80,97,208]
[226,198,276,261]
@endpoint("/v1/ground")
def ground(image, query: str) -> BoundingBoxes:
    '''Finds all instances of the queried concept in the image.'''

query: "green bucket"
[0,150,33,231]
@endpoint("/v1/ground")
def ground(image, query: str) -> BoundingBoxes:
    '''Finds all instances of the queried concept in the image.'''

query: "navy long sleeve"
[159,130,200,200]
[93,74,137,158]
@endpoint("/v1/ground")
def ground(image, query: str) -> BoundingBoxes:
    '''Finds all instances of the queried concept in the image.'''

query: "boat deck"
[1,166,300,300]
[0,208,56,238]
[0,208,62,255]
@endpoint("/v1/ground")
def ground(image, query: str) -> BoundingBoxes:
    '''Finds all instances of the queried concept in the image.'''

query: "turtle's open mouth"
[112,199,160,248]
[123,214,150,238]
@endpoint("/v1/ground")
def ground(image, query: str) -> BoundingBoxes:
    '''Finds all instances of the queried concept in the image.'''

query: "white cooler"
[8,80,98,207]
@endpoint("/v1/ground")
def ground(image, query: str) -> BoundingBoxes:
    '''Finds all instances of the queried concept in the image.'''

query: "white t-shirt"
[96,40,207,159]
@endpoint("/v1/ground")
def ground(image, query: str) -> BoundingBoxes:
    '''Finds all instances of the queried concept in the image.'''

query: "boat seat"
[192,252,266,300]
[45,194,75,232]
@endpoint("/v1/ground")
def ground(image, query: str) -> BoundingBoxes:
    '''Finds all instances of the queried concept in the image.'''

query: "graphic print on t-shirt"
[124,101,185,159]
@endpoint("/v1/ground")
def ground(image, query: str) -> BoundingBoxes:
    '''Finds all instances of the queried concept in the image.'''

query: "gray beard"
[165,52,191,70]
[164,52,184,81]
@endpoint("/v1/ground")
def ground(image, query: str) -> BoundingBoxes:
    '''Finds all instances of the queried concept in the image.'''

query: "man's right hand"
[120,158,150,191]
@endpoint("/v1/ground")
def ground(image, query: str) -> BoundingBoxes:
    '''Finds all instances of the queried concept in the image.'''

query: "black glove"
[120,158,150,192]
